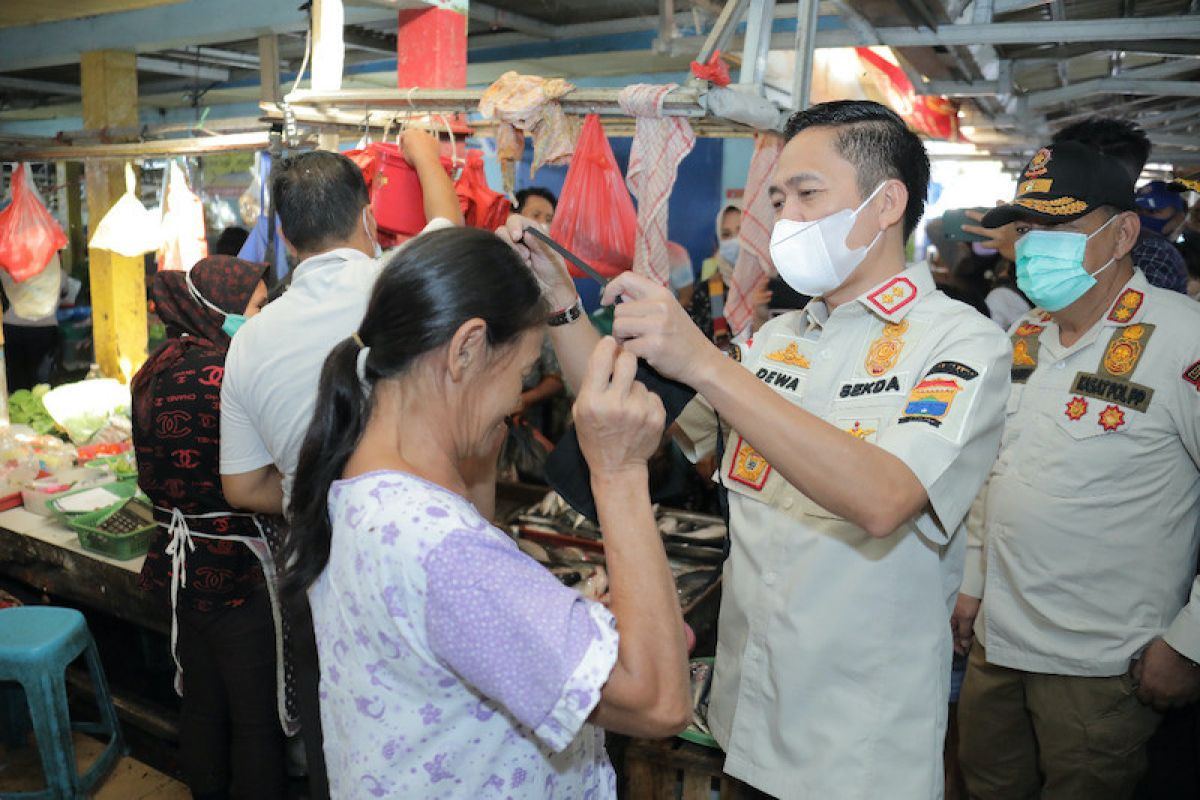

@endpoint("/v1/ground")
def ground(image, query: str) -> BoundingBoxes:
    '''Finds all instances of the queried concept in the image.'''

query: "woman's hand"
[573,337,665,481]
[496,215,577,309]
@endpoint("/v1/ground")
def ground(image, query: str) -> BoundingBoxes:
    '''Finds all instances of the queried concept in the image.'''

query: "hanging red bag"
[0,164,68,282]
[455,150,511,231]
[549,114,637,278]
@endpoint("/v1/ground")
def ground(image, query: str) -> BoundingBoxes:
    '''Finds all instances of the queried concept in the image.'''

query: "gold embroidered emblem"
[728,437,771,490]
[1014,196,1088,216]
[846,421,876,440]
[765,342,811,369]
[1103,324,1148,377]
[1012,339,1036,367]
[1064,396,1088,421]
[865,320,908,378]
[1107,289,1143,323]
[1098,404,1126,432]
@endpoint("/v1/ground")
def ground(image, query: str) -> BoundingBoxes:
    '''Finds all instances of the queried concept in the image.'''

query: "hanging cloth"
[158,161,208,271]
[618,83,695,287]
[723,133,784,336]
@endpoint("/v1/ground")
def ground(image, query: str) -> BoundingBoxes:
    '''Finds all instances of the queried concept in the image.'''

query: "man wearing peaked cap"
[954,141,1200,799]
[1136,180,1188,241]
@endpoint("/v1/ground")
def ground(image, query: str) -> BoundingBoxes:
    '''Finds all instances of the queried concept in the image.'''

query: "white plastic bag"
[0,251,61,319]
[89,163,163,257]
[158,161,208,271]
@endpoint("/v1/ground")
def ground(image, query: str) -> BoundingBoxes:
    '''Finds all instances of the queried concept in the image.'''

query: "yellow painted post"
[81,50,146,382]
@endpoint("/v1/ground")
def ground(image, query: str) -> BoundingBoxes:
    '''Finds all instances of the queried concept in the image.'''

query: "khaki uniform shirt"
[964,270,1200,675]
[675,264,1010,799]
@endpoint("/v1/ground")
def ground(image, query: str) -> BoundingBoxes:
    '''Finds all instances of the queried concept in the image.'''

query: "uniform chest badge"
[1098,404,1126,432]
[1107,289,1144,323]
[1184,360,1200,392]
[1064,396,1088,421]
[1102,323,1146,377]
[728,437,771,490]
[765,341,811,369]
[865,320,908,377]
[899,377,962,427]
[1012,339,1037,367]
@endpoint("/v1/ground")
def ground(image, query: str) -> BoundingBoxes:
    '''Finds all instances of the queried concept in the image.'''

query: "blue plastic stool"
[0,607,125,799]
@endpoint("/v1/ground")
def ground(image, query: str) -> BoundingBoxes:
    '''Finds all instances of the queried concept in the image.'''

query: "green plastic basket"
[48,479,141,526]
[67,499,155,561]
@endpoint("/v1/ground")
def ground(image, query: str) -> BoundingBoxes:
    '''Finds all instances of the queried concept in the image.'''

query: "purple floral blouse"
[310,471,620,799]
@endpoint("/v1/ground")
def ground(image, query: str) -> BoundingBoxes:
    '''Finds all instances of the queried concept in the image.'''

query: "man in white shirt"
[954,141,1200,799]
[218,128,460,799]
[505,100,1011,799]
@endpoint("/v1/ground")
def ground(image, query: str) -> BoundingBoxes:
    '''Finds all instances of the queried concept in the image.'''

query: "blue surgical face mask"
[718,238,741,266]
[1015,215,1119,312]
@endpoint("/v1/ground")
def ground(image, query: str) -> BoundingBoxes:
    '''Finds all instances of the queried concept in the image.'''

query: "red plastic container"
[370,143,455,236]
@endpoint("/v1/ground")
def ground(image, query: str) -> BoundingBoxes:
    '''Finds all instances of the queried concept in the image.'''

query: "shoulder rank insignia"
[898,377,962,428]
[1107,288,1144,324]
[728,437,771,490]
[866,276,918,317]
[1098,404,1126,432]
[1012,339,1037,367]
[1064,396,1088,421]
[1184,360,1200,391]
[765,341,811,369]
[1014,322,1044,337]
[865,319,908,377]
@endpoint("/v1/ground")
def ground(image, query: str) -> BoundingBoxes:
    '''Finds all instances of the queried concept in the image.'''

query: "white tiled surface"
[0,507,144,574]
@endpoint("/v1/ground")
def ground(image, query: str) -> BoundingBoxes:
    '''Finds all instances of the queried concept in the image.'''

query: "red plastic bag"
[549,114,637,279]
[0,164,67,282]
[455,150,511,230]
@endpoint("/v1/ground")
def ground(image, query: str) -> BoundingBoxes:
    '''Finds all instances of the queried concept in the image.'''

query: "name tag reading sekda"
[1070,372,1154,414]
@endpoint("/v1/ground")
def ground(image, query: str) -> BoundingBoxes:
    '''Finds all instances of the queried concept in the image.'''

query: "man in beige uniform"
[954,142,1200,799]
[502,101,1010,799]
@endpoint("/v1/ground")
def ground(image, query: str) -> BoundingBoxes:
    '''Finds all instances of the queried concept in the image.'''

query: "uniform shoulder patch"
[1184,360,1200,391]
[1014,322,1044,337]
[1107,288,1144,324]
[865,277,918,316]
[728,437,771,490]
[926,360,979,381]
[898,377,963,428]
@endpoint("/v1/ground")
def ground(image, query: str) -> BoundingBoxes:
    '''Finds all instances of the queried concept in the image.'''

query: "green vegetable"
[9,385,60,436]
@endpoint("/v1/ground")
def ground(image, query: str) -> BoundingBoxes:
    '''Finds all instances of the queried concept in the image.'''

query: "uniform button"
[782,497,794,510]
[1055,361,1066,370]
[821,349,833,360]
[763,572,777,586]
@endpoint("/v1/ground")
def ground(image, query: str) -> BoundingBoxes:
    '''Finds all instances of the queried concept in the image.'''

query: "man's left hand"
[1132,638,1200,712]
[603,272,717,383]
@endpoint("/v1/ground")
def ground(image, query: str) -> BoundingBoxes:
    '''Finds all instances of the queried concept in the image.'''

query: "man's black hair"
[1051,118,1151,183]
[270,151,370,254]
[783,100,930,240]
[514,186,557,213]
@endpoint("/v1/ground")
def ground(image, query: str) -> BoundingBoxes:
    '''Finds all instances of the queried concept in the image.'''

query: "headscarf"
[132,256,267,405]
[714,199,744,240]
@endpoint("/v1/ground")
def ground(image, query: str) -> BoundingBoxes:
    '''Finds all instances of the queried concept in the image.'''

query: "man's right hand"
[400,127,442,167]
[951,593,981,656]
[574,337,666,482]
[963,207,1017,262]
[496,215,577,309]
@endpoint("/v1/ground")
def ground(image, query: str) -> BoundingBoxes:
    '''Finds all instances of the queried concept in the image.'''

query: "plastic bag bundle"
[548,114,638,279]
[0,251,61,320]
[90,163,163,257]
[158,161,208,271]
[0,163,68,282]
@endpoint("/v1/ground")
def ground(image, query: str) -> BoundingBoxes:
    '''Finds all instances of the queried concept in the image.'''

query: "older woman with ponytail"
[279,227,690,798]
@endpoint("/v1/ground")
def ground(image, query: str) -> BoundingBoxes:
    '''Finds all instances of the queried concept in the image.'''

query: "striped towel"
[724,133,784,335]
[619,83,696,286]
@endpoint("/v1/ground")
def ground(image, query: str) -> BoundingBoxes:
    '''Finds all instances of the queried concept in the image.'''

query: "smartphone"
[942,208,991,243]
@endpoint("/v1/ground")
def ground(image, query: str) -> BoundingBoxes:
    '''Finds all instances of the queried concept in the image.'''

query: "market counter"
[0,507,169,634]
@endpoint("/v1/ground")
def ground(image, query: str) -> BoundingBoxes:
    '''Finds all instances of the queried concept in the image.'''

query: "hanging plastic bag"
[238,153,263,226]
[549,114,638,278]
[0,251,61,320]
[0,163,68,282]
[90,163,163,257]
[455,150,511,231]
[158,161,208,271]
